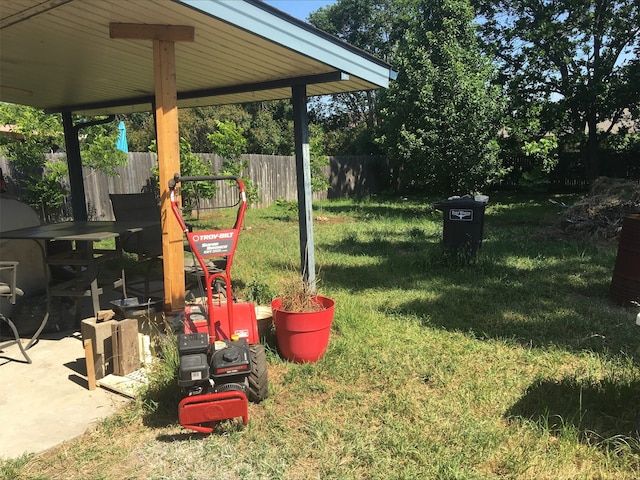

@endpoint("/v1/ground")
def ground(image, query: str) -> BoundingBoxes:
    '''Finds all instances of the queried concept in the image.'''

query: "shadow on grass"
[385,261,631,353]
[506,376,640,448]
[155,418,246,442]
[319,200,436,222]
[258,199,436,224]
[315,191,574,224]
[156,432,204,442]
[316,221,633,355]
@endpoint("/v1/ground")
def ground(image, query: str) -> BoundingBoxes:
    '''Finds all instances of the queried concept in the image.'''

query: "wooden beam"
[153,39,185,312]
[110,23,194,42]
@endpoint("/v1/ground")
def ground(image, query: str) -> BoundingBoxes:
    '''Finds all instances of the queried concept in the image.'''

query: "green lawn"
[3,192,640,480]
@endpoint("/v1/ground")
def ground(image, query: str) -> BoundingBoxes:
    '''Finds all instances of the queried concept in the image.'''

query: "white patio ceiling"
[0,0,395,115]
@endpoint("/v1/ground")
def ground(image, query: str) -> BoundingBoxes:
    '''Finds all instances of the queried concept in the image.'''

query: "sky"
[263,1,337,21]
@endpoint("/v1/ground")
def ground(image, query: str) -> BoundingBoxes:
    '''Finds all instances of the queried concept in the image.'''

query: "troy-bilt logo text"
[192,232,234,242]
[190,230,235,257]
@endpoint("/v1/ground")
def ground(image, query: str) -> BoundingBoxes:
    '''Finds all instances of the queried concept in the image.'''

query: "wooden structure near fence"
[0,153,388,221]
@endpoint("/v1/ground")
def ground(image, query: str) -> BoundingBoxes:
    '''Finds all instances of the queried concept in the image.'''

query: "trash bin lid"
[432,197,486,210]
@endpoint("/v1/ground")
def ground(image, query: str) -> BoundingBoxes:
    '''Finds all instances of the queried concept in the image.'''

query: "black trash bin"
[432,197,488,254]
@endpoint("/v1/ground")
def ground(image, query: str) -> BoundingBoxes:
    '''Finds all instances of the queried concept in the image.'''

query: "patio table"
[0,221,160,349]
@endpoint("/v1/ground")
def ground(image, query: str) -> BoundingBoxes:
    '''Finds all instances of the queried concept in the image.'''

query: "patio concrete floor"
[0,328,130,460]
[0,278,216,461]
[0,278,160,461]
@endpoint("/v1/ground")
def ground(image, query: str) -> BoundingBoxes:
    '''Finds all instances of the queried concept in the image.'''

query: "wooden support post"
[110,23,195,312]
[84,339,96,391]
[153,39,186,312]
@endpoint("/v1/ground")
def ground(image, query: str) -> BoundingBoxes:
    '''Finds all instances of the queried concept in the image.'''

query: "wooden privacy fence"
[0,153,389,220]
[496,150,640,191]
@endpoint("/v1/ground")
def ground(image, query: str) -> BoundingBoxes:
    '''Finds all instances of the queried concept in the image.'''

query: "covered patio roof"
[1,0,395,311]
[1,0,394,114]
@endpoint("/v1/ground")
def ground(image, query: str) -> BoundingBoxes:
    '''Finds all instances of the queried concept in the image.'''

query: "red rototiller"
[169,174,268,433]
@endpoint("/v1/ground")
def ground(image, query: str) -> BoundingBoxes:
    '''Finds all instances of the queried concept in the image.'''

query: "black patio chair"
[0,261,31,363]
[109,193,163,299]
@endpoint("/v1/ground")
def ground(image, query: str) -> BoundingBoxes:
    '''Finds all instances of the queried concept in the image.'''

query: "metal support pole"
[61,113,115,221]
[61,112,88,221]
[291,84,316,291]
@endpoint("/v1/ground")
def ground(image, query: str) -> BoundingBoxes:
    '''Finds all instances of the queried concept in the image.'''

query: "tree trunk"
[586,112,600,181]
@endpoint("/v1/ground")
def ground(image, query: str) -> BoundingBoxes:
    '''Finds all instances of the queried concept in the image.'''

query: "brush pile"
[559,177,640,239]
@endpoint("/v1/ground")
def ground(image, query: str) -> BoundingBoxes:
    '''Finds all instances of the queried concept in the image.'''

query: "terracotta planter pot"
[271,295,335,363]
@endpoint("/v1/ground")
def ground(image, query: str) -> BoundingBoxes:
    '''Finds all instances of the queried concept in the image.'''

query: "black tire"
[248,343,269,403]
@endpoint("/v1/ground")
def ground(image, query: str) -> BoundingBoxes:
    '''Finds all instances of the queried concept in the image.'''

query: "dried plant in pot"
[275,274,324,312]
[270,274,335,363]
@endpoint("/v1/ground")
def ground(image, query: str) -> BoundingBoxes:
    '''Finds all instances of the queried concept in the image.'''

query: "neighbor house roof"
[0,0,396,115]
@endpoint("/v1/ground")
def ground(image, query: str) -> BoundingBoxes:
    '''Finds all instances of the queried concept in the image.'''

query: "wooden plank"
[97,369,148,399]
[110,23,194,42]
[111,319,140,376]
[81,317,118,379]
[83,339,96,391]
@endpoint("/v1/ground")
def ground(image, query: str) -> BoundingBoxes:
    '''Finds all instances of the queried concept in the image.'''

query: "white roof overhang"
[0,0,395,115]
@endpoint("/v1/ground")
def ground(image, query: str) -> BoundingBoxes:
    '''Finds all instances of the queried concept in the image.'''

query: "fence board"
[0,153,386,221]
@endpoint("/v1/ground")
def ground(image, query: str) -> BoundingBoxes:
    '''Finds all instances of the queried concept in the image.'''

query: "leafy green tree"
[179,105,252,154]
[519,136,559,191]
[310,0,395,60]
[177,102,294,156]
[149,137,216,217]
[207,120,259,204]
[473,0,640,181]
[0,104,67,217]
[125,113,156,152]
[208,120,246,161]
[378,0,505,194]
[0,104,136,217]
[245,101,294,155]
[308,0,398,154]
[308,124,330,193]
[80,121,127,176]
[27,159,70,219]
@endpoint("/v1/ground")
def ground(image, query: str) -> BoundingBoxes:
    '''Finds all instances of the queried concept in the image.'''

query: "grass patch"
[3,192,640,479]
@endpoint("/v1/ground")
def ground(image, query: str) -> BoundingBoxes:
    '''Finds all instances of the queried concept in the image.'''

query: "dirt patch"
[315,215,349,223]
[559,177,640,239]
